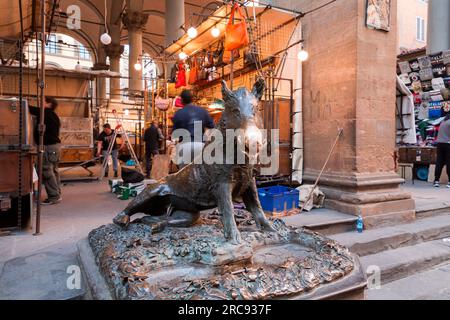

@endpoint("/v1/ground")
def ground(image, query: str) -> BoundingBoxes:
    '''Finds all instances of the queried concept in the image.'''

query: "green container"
[118,187,131,200]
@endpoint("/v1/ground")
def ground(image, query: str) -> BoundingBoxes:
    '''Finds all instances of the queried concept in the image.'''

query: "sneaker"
[433,181,440,188]
[447,183,450,189]
[41,197,62,205]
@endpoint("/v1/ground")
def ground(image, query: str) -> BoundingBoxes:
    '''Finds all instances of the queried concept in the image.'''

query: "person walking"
[143,120,164,178]
[29,97,62,205]
[97,123,123,178]
[172,89,215,168]
[433,113,450,188]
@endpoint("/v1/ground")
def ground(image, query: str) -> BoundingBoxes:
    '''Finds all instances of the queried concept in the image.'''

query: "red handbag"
[175,62,187,88]
[224,4,249,51]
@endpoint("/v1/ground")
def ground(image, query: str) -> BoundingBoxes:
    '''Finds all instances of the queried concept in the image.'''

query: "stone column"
[93,43,109,106]
[427,0,450,53]
[298,0,415,228]
[105,44,124,100]
[165,0,185,47]
[122,9,149,94]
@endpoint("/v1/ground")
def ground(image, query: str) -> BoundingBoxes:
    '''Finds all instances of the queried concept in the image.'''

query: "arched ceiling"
[54,0,222,63]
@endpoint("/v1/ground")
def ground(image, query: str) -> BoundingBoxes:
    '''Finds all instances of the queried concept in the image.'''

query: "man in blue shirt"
[172,90,215,168]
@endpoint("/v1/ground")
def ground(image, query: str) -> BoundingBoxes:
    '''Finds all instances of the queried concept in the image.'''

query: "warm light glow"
[298,49,309,62]
[100,32,112,45]
[179,51,188,60]
[211,26,220,38]
[134,62,142,71]
[187,27,198,39]
[124,109,130,116]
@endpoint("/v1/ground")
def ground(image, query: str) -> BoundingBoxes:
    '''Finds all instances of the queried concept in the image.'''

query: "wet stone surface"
[88,210,355,300]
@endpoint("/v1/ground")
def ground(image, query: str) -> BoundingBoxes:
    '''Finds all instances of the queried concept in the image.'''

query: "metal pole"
[35,0,46,236]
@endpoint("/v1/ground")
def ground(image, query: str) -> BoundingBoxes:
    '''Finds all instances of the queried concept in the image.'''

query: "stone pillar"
[427,0,450,53]
[107,0,125,100]
[105,44,124,99]
[299,0,415,228]
[123,7,149,94]
[93,43,109,105]
[165,0,185,47]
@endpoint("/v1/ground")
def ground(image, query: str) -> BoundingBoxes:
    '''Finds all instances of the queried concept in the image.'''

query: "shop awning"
[164,4,297,59]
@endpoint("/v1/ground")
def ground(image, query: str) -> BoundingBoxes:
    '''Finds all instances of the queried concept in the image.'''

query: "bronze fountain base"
[82,210,366,300]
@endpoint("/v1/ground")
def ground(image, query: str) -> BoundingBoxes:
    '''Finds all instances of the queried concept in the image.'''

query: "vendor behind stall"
[29,97,62,205]
[434,113,450,188]
[172,90,215,168]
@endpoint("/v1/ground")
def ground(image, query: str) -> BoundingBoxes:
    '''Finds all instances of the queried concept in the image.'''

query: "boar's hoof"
[113,212,130,228]
[225,227,242,245]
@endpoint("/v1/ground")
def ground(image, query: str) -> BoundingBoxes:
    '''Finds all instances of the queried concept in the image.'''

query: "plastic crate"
[257,186,299,215]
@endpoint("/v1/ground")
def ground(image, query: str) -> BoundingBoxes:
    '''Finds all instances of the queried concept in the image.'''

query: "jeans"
[43,144,61,201]
[145,149,159,177]
[102,149,119,174]
[435,143,450,182]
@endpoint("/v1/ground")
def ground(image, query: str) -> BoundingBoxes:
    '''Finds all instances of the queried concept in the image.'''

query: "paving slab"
[0,251,85,300]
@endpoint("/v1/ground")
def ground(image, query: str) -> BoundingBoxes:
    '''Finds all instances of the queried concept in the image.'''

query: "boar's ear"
[252,78,265,101]
[221,80,233,101]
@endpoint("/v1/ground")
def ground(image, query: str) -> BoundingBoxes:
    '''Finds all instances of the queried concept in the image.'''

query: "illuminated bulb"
[179,51,188,60]
[297,49,309,62]
[187,27,198,39]
[100,32,112,45]
[124,109,130,116]
[211,26,220,38]
[134,62,142,71]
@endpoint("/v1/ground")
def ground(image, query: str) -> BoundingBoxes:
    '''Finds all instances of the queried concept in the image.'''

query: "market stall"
[396,49,450,182]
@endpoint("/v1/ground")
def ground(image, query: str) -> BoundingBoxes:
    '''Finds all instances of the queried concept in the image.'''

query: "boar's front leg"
[242,179,276,232]
[216,183,242,245]
[113,184,162,228]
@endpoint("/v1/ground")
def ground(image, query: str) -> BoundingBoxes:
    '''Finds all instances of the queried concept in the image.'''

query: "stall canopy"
[164,4,296,60]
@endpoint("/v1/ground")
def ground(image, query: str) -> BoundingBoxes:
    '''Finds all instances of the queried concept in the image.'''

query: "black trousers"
[434,143,450,182]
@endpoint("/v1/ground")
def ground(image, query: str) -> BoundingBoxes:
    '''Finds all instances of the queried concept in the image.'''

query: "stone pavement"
[0,176,449,299]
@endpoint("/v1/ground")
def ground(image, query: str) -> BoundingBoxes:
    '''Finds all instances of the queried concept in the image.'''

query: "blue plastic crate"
[257,186,299,214]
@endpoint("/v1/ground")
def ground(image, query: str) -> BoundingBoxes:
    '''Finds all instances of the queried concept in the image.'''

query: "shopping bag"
[224,4,249,51]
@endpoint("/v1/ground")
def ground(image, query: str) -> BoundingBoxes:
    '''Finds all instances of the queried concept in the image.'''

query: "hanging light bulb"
[211,26,220,38]
[100,32,112,45]
[179,51,188,60]
[124,109,130,116]
[298,49,309,62]
[134,62,142,71]
[187,27,198,39]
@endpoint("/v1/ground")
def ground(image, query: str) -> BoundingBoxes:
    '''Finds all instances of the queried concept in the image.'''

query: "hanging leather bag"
[224,4,249,51]
[188,58,198,85]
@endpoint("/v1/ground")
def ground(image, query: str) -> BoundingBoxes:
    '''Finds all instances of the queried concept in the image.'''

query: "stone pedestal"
[82,211,367,300]
[123,10,149,94]
[299,0,415,227]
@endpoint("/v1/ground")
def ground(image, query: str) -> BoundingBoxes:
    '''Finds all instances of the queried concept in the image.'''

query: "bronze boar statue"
[113,79,275,244]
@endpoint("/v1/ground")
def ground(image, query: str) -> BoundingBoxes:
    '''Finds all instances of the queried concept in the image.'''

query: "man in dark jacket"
[172,90,215,168]
[29,97,62,205]
[143,120,164,178]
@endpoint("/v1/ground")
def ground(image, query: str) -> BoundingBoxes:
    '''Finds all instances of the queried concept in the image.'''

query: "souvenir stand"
[397,49,450,182]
